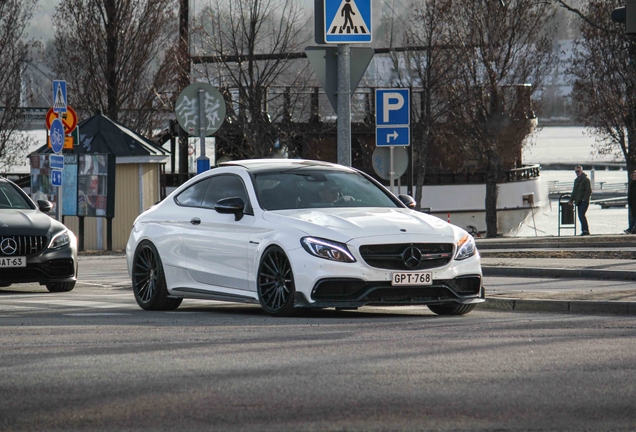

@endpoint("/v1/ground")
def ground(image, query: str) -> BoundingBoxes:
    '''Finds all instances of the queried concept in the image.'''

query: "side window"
[0,183,32,209]
[174,179,210,207]
[201,175,251,211]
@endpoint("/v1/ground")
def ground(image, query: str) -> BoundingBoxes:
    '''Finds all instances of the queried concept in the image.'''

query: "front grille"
[359,243,454,270]
[46,259,76,277]
[0,236,47,257]
[366,287,453,302]
[446,276,481,295]
[0,259,75,282]
[311,279,367,299]
[311,275,482,305]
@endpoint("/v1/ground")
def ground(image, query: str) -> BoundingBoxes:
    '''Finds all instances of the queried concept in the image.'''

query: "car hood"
[0,210,59,236]
[262,207,457,242]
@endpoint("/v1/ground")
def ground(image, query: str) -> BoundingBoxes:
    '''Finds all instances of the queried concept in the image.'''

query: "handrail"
[548,180,627,193]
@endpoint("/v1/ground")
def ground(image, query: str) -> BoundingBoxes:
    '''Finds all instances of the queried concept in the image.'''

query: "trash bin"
[560,201,575,225]
[558,194,576,236]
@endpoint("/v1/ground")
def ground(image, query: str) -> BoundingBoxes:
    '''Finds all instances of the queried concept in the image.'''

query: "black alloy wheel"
[427,303,476,316]
[132,241,182,311]
[257,246,302,317]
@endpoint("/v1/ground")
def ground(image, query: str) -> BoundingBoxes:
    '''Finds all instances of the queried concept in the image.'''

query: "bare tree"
[563,0,636,180]
[0,0,37,172]
[447,0,556,237]
[50,0,178,135]
[193,0,312,159]
[394,0,469,210]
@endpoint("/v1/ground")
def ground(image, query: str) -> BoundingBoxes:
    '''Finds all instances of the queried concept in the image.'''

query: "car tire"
[257,246,303,317]
[46,282,75,292]
[427,303,476,316]
[132,240,182,311]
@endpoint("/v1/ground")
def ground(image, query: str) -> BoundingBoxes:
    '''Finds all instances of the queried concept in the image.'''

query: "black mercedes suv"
[0,176,77,292]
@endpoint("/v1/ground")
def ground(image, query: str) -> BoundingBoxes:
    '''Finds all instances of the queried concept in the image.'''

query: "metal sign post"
[52,80,68,221]
[310,0,372,167]
[337,44,352,166]
[197,88,210,173]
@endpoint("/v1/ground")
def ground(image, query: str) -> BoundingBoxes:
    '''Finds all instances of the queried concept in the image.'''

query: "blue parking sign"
[375,88,410,147]
[375,89,410,126]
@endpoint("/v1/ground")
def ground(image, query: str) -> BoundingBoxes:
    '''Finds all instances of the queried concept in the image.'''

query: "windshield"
[0,182,34,210]
[254,169,399,210]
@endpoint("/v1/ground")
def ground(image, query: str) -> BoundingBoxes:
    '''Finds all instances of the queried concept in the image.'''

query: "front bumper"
[0,247,78,286]
[294,274,484,308]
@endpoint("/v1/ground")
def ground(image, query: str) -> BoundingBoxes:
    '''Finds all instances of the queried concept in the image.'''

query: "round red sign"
[46,106,78,135]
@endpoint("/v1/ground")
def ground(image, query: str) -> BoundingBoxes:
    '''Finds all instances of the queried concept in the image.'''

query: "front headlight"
[301,237,356,263]
[49,230,71,250]
[455,234,476,260]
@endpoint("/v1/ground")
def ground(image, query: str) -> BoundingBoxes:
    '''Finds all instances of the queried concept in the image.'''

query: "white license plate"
[0,257,26,268]
[392,272,432,286]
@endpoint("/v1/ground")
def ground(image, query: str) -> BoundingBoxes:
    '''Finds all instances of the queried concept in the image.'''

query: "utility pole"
[178,0,190,184]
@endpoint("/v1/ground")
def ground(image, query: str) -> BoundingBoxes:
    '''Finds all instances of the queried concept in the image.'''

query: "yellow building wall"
[64,163,161,251]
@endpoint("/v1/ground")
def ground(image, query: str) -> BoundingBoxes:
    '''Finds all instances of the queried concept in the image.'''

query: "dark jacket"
[571,172,592,205]
[629,180,636,210]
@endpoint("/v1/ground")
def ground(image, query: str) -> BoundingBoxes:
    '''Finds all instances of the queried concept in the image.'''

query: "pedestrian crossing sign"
[53,80,67,114]
[324,0,372,43]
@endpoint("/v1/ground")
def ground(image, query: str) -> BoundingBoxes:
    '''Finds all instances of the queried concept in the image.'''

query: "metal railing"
[548,180,628,201]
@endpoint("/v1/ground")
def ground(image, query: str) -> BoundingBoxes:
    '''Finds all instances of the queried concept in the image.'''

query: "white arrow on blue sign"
[375,88,410,146]
[51,169,62,187]
[376,127,410,146]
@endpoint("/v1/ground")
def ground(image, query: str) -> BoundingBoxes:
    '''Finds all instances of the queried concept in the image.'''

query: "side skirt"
[171,287,259,304]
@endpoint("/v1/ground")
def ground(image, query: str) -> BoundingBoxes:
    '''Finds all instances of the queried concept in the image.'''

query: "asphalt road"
[0,256,635,431]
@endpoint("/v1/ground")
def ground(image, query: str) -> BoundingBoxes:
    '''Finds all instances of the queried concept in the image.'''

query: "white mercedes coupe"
[126,159,484,316]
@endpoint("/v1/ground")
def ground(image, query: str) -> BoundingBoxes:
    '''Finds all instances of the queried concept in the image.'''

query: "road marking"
[65,313,131,317]
[18,299,135,308]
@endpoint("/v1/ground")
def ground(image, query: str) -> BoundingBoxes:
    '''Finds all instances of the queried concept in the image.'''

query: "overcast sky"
[27,0,61,42]
[27,0,317,42]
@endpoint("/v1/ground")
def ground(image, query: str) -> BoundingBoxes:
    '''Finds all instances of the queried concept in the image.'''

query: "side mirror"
[397,194,416,209]
[37,200,53,213]
[215,197,245,221]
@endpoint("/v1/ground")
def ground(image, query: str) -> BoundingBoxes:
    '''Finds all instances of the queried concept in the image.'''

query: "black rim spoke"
[258,249,293,312]
[134,246,157,304]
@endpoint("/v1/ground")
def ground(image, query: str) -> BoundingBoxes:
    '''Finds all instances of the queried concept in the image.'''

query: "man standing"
[568,165,592,236]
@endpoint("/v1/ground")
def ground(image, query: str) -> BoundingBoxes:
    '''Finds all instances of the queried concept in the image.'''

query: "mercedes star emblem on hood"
[1,238,18,256]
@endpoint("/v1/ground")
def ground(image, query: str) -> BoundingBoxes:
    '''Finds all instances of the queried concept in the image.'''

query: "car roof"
[218,159,355,174]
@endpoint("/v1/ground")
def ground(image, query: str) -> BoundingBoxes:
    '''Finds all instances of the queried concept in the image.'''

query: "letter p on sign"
[375,88,410,126]
[382,93,404,123]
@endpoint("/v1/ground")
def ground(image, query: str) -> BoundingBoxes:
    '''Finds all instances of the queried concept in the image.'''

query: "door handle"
[190,218,201,225]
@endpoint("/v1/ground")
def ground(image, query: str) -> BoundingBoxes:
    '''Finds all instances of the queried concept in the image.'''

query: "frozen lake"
[517,126,630,237]
[523,126,625,165]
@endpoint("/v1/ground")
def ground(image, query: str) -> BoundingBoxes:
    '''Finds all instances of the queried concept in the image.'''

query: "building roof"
[31,111,170,163]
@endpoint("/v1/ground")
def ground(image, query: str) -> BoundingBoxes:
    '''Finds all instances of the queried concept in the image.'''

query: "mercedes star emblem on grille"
[1,238,18,256]
[401,246,422,269]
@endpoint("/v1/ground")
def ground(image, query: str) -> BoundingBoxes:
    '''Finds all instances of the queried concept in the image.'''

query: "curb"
[482,266,636,281]
[476,241,636,250]
[477,298,636,315]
